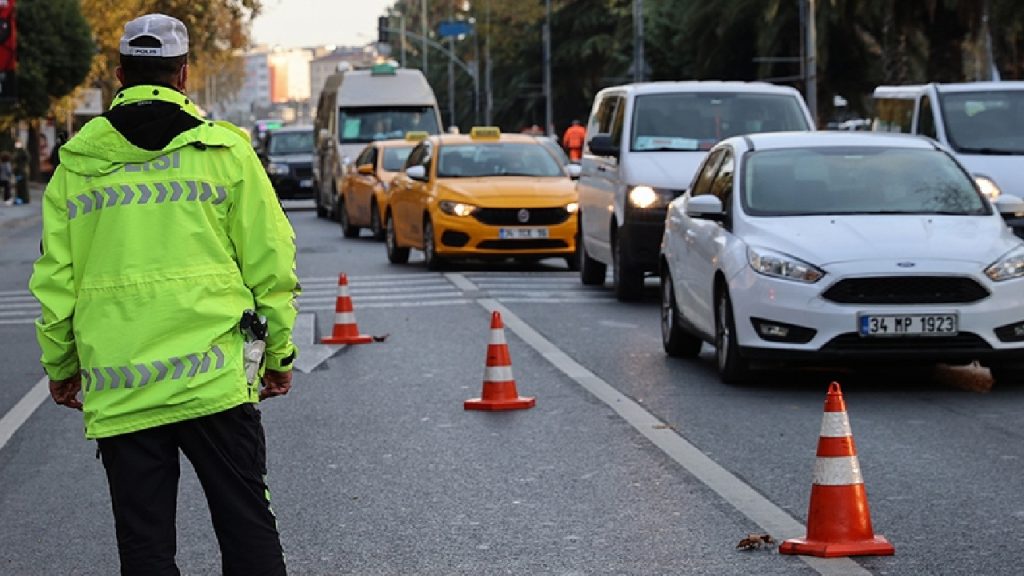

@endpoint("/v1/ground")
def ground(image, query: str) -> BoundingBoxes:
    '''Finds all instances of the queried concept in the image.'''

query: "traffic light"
[378,16,389,44]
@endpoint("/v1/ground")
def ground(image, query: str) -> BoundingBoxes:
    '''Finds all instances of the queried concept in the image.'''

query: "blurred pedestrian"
[49,130,67,172]
[12,140,28,204]
[562,119,587,162]
[0,150,12,205]
[29,13,298,575]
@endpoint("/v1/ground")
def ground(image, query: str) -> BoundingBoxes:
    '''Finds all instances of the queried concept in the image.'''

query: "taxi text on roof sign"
[405,131,428,141]
[470,126,501,140]
[371,63,398,76]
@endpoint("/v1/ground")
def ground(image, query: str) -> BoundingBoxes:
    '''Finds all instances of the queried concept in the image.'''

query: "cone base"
[779,535,894,558]
[321,334,374,345]
[464,396,535,411]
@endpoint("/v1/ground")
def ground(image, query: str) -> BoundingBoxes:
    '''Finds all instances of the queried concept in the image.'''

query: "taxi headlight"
[439,200,479,217]
[976,176,1002,201]
[747,246,824,283]
[566,202,579,214]
[267,163,290,176]
[985,246,1024,281]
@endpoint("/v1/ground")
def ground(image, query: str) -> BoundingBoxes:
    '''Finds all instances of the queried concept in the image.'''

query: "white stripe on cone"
[812,456,864,486]
[489,328,506,345]
[819,412,854,438]
[333,312,357,324]
[484,365,514,382]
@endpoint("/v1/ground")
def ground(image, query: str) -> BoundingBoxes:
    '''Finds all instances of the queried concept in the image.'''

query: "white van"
[313,63,443,220]
[576,81,815,300]
[872,82,1024,205]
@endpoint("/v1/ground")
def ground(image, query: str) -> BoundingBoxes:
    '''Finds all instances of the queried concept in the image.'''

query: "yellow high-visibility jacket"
[30,85,299,439]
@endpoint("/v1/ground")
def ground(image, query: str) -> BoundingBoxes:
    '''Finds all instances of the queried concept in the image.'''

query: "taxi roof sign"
[371,63,398,76]
[405,131,428,141]
[469,126,501,140]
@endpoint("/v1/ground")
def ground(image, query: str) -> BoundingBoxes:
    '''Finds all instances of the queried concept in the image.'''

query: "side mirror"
[405,165,427,181]
[357,163,374,175]
[684,195,725,220]
[588,135,619,158]
[995,194,1024,217]
[567,163,582,179]
[318,128,331,147]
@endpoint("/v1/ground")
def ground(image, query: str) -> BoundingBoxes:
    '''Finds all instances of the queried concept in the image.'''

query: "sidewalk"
[0,183,45,236]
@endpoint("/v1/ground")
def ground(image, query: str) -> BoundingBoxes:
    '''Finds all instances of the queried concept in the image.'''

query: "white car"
[660,131,1024,384]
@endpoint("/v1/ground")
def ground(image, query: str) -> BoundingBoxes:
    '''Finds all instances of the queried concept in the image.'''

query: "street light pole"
[421,0,428,75]
[805,0,818,127]
[485,0,493,124]
[543,0,553,135]
[633,0,645,82]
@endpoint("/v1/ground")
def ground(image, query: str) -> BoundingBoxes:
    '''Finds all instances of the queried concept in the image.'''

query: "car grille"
[822,332,991,352]
[291,165,313,180]
[476,239,568,250]
[821,276,989,304]
[473,207,569,226]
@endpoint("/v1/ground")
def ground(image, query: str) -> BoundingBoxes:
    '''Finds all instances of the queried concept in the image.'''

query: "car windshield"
[939,90,1024,154]
[381,146,414,171]
[339,107,440,143]
[437,143,564,178]
[631,92,809,152]
[743,147,990,216]
[268,130,313,155]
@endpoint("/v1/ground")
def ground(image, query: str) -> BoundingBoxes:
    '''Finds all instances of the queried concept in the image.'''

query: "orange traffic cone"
[464,311,535,411]
[780,382,895,558]
[320,273,374,345]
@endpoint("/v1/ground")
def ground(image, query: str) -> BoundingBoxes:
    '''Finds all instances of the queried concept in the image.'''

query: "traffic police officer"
[30,13,298,575]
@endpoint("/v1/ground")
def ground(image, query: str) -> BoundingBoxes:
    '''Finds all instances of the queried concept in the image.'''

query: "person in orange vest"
[562,119,586,162]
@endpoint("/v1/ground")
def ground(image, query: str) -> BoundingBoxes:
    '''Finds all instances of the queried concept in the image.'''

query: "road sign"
[437,20,472,38]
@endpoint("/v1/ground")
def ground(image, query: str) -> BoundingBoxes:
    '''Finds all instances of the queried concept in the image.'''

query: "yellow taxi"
[338,132,426,240]
[385,127,580,270]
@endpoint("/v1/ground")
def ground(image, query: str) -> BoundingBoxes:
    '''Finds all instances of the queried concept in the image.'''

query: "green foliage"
[6,0,94,118]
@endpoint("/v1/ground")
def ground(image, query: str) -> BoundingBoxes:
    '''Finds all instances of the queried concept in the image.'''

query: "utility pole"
[421,0,428,74]
[633,0,645,82]
[543,0,553,135]
[485,0,493,124]
[448,1,455,130]
[400,14,407,68]
[805,0,818,127]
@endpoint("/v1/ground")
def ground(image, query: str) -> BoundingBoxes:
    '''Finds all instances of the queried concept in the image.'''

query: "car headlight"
[985,246,1024,281]
[628,185,677,209]
[976,176,1001,201]
[438,200,479,217]
[747,246,824,283]
[566,202,579,214]
[267,163,290,176]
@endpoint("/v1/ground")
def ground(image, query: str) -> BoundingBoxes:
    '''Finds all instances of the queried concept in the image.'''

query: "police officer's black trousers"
[97,404,287,576]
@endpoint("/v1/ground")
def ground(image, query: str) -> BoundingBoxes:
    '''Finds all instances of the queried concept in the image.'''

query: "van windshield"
[339,107,440,143]
[268,130,313,155]
[940,90,1024,154]
[630,93,809,152]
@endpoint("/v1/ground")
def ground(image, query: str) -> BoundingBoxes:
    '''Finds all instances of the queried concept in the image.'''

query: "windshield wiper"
[956,146,1024,156]
[637,146,697,152]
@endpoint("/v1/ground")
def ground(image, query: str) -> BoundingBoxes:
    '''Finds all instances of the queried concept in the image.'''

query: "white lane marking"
[477,299,871,576]
[0,377,50,452]
[0,319,35,325]
[298,299,470,312]
[444,272,479,292]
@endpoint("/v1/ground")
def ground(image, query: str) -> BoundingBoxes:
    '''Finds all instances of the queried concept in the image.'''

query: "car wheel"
[661,269,702,358]
[422,217,445,271]
[579,233,606,286]
[613,232,643,301]
[715,289,750,384]
[385,213,409,264]
[370,199,385,240]
[339,196,360,238]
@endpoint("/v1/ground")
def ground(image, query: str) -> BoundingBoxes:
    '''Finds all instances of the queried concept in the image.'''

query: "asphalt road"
[1,199,1022,575]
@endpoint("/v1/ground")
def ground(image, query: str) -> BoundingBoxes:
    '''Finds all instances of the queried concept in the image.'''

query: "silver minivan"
[576,81,815,300]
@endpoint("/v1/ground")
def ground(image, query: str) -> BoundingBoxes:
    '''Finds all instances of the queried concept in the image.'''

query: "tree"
[0,0,93,178]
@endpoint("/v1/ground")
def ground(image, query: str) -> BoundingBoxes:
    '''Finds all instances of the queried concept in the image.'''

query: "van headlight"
[267,163,290,176]
[628,186,677,209]
[985,246,1024,281]
[976,176,1001,200]
[438,200,479,217]
[747,246,824,283]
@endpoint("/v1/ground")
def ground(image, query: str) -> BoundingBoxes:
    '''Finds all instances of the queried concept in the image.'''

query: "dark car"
[263,125,315,199]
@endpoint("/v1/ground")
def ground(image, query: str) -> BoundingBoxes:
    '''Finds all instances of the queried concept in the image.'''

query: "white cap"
[119,14,189,58]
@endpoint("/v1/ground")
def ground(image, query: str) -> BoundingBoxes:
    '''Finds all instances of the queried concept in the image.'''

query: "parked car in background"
[872,82,1024,237]
[660,131,1024,384]
[338,133,426,240]
[386,127,579,270]
[313,62,443,220]
[576,81,815,301]
[262,125,315,199]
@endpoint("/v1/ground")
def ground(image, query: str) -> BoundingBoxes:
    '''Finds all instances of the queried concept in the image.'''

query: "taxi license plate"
[300,179,313,188]
[858,313,958,337]
[499,227,549,239]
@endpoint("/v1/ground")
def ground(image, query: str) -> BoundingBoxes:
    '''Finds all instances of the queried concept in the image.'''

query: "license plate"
[300,179,313,188]
[858,313,958,337]
[499,227,549,239]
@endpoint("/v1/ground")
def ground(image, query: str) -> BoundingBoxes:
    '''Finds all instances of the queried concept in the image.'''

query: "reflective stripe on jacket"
[30,85,300,439]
